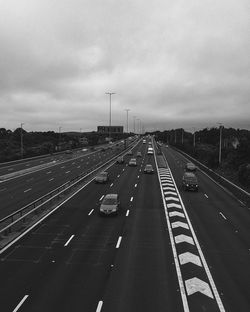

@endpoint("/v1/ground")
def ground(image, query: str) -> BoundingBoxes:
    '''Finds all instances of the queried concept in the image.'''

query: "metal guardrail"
[0,140,138,246]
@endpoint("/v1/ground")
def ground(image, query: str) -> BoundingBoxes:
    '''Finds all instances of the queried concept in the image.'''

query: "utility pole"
[218,124,223,164]
[20,123,24,158]
[105,92,115,139]
[125,109,130,133]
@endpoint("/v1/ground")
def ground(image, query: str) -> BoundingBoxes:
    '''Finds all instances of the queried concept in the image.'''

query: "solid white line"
[46,171,51,174]
[100,195,104,201]
[24,188,32,193]
[204,194,208,198]
[88,209,94,216]
[96,300,103,312]
[219,212,227,220]
[116,236,122,248]
[13,295,29,312]
[64,235,75,247]
[126,210,130,216]
[130,197,133,202]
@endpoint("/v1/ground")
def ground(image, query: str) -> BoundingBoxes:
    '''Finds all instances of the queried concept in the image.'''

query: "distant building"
[97,126,123,134]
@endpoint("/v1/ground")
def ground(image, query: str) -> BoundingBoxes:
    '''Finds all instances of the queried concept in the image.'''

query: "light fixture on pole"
[124,109,130,133]
[105,92,115,139]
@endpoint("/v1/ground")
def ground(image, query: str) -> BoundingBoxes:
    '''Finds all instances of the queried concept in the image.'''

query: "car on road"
[136,151,142,157]
[142,139,146,144]
[95,171,109,183]
[99,194,120,215]
[116,156,124,164]
[182,172,198,191]
[144,164,154,174]
[127,150,133,155]
[185,162,197,172]
[147,147,153,155]
[128,158,137,166]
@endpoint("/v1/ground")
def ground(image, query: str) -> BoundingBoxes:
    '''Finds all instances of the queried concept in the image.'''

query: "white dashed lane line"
[24,188,32,193]
[126,210,130,217]
[46,171,52,174]
[117,174,120,178]
[88,209,94,216]
[65,171,71,174]
[96,301,103,312]
[116,236,122,248]
[100,195,104,201]
[110,183,113,187]
[64,235,75,247]
[219,212,227,220]
[130,197,133,202]
[204,194,208,198]
[49,178,54,182]
[0,188,7,192]
[13,295,29,312]
[134,184,137,188]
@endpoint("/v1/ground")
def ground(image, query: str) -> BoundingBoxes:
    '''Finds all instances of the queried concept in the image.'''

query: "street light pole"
[105,92,115,139]
[219,124,223,164]
[20,123,24,158]
[125,109,130,133]
[133,116,136,134]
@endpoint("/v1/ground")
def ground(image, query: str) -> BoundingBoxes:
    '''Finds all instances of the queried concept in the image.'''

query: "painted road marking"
[179,252,202,267]
[130,197,133,202]
[96,301,103,312]
[77,166,80,168]
[172,221,189,230]
[0,188,7,191]
[204,194,208,198]
[175,234,194,245]
[24,188,32,193]
[167,203,182,209]
[169,211,185,218]
[46,171,52,174]
[110,183,113,187]
[117,174,120,178]
[49,178,54,182]
[164,191,177,196]
[134,183,137,187]
[64,235,75,247]
[100,195,104,201]
[65,171,71,174]
[219,212,227,220]
[126,210,130,216]
[116,236,122,248]
[88,209,94,216]
[165,196,180,202]
[13,295,29,312]
[185,277,213,298]
[61,166,65,169]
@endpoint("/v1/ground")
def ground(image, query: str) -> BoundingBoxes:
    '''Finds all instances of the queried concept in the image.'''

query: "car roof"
[186,162,196,167]
[184,172,196,177]
[104,194,118,199]
[130,158,136,161]
[145,164,153,167]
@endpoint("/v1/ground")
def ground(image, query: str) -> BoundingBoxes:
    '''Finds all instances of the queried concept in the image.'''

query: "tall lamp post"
[133,116,136,134]
[125,109,130,133]
[218,124,223,164]
[20,123,24,158]
[105,92,115,139]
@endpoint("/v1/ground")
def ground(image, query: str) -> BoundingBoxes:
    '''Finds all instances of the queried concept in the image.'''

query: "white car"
[128,158,137,166]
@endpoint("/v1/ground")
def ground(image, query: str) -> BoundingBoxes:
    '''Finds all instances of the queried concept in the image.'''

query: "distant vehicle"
[127,150,133,155]
[82,148,88,152]
[142,139,146,144]
[185,162,197,172]
[99,194,120,215]
[147,147,153,155]
[182,172,198,191]
[116,156,124,164]
[95,171,109,183]
[129,158,137,166]
[136,151,142,157]
[144,164,154,174]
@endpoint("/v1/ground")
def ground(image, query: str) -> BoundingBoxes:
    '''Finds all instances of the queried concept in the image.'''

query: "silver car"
[99,194,120,215]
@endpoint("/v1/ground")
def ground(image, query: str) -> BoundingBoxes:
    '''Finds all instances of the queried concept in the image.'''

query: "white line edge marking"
[130,196,133,202]
[219,212,227,220]
[96,300,103,312]
[126,210,130,216]
[13,295,29,312]
[88,209,94,216]
[160,153,225,311]
[100,195,104,201]
[116,236,122,248]
[64,235,75,247]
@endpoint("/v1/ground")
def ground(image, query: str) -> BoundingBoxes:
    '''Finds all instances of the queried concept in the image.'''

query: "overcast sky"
[0,0,249,133]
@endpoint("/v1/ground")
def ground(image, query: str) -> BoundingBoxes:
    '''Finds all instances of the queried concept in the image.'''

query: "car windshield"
[102,198,117,205]
[99,172,107,177]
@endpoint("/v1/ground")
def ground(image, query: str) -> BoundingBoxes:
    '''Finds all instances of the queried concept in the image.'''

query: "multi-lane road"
[0,137,249,311]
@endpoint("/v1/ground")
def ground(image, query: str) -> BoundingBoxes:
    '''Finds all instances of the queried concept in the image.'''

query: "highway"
[0,137,249,311]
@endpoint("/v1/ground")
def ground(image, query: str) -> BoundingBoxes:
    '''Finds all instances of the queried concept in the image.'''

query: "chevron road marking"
[165,196,180,202]
[179,252,202,267]
[172,221,189,230]
[163,187,176,191]
[169,211,185,218]
[175,234,194,245]
[167,203,182,209]
[185,277,214,298]
[162,183,175,187]
[164,191,177,196]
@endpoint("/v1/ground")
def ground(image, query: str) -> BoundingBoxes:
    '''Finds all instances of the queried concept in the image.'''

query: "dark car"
[128,158,137,166]
[99,194,120,215]
[136,151,142,157]
[144,164,154,174]
[95,171,109,183]
[182,172,198,191]
[116,156,124,164]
